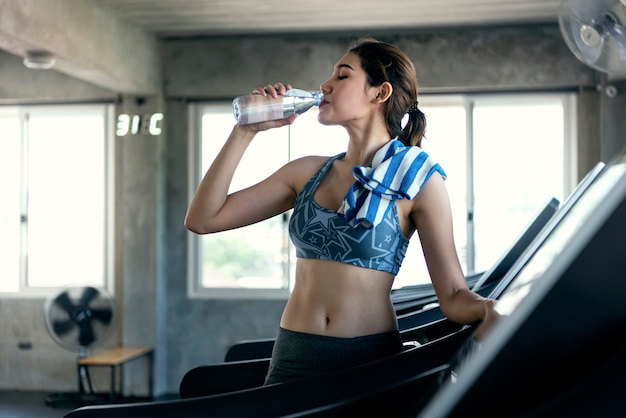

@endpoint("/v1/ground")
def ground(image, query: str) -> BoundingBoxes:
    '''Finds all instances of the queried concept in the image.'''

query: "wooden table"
[78,346,154,402]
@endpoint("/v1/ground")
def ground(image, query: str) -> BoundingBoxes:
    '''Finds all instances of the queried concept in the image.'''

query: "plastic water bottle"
[232,89,324,125]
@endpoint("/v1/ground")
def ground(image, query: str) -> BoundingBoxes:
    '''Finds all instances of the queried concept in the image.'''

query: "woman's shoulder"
[408,170,449,213]
[286,154,337,173]
[281,154,338,190]
[293,153,341,164]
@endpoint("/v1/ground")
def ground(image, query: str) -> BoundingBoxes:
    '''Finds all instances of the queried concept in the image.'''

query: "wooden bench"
[78,346,154,402]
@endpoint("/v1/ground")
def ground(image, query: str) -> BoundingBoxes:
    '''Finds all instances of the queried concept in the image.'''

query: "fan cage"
[558,0,626,74]
[44,285,117,355]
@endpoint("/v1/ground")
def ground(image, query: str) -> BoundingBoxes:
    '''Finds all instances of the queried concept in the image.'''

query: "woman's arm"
[185,122,305,234]
[410,173,496,326]
[185,84,299,234]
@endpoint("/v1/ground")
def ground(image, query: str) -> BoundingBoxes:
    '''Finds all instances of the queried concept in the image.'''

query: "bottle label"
[237,95,284,124]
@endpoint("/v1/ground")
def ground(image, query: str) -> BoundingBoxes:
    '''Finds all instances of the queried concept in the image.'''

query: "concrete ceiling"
[92,0,562,37]
[1,0,566,95]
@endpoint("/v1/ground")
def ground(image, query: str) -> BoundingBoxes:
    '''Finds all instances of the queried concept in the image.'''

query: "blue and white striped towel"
[338,139,446,229]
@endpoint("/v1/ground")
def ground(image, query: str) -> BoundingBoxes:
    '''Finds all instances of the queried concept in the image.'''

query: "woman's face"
[318,52,379,127]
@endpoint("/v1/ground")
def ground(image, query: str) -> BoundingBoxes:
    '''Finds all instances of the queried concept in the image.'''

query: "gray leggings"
[264,327,403,385]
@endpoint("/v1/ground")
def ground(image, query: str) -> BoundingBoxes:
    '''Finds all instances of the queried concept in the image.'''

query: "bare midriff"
[280,258,398,338]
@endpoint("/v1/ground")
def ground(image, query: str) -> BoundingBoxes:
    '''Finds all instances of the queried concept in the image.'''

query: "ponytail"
[399,103,426,147]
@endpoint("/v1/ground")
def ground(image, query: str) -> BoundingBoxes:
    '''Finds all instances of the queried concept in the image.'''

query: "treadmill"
[420,151,626,417]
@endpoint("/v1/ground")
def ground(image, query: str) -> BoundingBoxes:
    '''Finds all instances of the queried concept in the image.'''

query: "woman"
[185,37,497,385]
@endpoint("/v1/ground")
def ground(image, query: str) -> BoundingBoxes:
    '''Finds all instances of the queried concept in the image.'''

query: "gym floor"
[0,391,179,418]
[0,391,72,418]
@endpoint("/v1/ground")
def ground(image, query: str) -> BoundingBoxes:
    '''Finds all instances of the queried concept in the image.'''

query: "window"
[0,105,114,296]
[188,93,574,298]
[470,96,571,272]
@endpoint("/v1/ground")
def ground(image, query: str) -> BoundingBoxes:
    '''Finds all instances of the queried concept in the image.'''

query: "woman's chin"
[317,113,334,126]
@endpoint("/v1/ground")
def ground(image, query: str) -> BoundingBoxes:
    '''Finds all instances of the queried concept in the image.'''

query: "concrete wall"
[0,49,118,393]
[1,23,625,397]
[161,27,591,98]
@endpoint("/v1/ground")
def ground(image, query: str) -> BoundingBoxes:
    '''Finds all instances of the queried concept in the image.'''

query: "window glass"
[472,98,565,273]
[26,111,107,287]
[0,105,112,294]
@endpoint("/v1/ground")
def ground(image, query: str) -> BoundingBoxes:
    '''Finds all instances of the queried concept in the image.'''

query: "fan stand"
[44,346,110,409]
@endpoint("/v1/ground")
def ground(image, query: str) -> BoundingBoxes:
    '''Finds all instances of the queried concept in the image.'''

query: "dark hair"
[348,37,426,147]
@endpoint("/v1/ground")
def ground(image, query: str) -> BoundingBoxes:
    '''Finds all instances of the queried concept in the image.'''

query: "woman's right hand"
[240,83,299,132]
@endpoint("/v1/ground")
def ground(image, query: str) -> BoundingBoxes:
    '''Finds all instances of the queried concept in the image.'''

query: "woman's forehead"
[335,52,362,70]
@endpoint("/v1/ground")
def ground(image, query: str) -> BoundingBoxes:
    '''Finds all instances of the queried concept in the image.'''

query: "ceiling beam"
[0,0,160,95]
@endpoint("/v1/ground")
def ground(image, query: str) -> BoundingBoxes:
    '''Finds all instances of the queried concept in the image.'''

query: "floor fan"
[43,285,116,407]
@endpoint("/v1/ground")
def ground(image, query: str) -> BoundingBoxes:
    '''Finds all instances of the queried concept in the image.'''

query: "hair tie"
[408,101,419,114]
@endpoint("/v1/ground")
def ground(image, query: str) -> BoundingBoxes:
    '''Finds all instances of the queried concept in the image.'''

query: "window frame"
[0,103,115,298]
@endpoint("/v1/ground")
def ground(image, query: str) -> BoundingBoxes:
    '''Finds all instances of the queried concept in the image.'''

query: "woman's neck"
[343,132,392,166]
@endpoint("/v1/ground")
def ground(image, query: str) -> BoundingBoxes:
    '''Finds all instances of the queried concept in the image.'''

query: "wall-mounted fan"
[559,0,626,75]
[43,285,116,407]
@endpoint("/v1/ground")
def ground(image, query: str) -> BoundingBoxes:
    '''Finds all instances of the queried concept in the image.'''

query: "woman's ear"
[374,82,393,104]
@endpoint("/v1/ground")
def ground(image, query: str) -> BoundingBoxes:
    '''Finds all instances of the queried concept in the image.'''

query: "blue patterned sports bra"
[288,153,410,275]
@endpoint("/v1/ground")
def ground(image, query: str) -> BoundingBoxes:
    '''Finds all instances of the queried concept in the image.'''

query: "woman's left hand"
[473,299,501,341]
